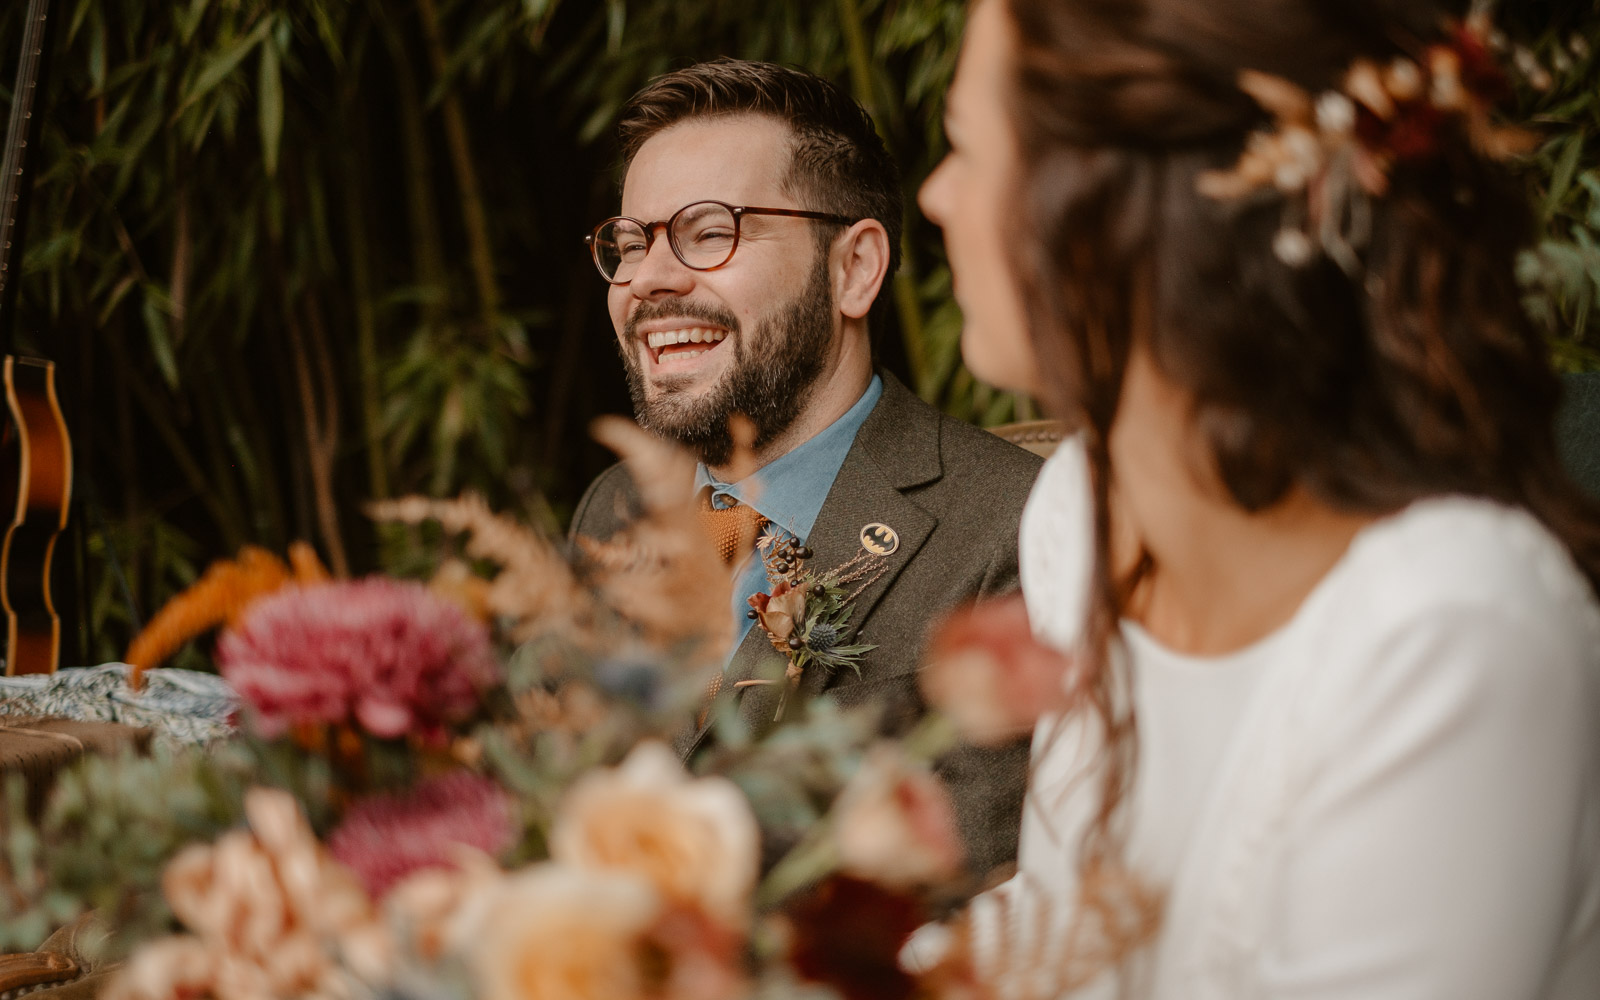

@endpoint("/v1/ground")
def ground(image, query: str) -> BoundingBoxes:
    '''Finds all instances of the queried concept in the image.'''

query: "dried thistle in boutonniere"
[741,530,880,718]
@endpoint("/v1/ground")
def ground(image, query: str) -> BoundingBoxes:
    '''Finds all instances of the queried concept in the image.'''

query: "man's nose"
[628,230,695,299]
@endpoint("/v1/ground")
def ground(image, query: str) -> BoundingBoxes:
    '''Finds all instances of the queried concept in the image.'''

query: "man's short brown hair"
[616,58,904,331]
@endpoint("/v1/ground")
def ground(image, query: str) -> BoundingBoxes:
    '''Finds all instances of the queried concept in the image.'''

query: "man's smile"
[640,325,732,370]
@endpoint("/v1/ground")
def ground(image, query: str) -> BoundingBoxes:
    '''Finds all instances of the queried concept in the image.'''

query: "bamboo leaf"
[97,274,137,327]
[178,15,274,116]
[258,38,283,177]
[606,0,626,53]
[87,13,107,91]
[1546,130,1586,219]
[141,287,181,390]
[179,0,213,46]
[66,0,94,47]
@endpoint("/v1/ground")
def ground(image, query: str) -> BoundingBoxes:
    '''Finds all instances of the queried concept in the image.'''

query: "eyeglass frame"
[584,200,857,285]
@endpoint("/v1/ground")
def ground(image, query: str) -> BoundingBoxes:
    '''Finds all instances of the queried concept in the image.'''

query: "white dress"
[965,439,1600,1000]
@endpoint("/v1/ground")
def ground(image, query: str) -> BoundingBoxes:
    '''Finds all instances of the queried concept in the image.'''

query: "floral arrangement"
[739,529,880,719]
[0,421,1078,1000]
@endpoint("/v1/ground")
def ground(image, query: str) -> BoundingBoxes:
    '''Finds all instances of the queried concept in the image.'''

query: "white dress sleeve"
[1253,595,1600,1000]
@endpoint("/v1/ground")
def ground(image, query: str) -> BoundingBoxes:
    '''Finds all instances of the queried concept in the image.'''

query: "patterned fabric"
[696,494,768,565]
[0,663,237,748]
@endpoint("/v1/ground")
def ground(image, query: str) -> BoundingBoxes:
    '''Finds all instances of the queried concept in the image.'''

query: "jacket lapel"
[728,372,944,731]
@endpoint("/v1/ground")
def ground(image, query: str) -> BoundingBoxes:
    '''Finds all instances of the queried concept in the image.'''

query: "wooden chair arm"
[0,951,78,994]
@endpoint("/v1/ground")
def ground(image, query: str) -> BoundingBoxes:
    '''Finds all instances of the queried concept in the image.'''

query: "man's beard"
[617,253,834,467]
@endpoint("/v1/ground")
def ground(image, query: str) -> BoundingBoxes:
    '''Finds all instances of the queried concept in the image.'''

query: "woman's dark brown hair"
[999,0,1600,971]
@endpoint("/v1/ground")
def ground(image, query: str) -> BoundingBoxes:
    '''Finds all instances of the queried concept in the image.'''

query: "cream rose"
[550,741,759,927]
[460,863,663,1000]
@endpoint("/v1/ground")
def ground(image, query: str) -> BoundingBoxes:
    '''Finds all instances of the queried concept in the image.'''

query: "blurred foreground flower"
[124,541,329,687]
[786,874,925,1000]
[551,740,759,928]
[368,492,588,642]
[577,417,736,661]
[457,864,658,1000]
[920,596,1075,747]
[105,788,390,1000]
[218,577,499,740]
[834,744,964,890]
[327,771,517,899]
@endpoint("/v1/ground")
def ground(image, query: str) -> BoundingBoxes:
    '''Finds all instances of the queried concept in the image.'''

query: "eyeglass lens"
[593,201,739,282]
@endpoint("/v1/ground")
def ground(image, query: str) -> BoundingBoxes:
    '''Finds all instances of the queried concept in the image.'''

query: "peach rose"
[383,847,504,962]
[550,741,759,928]
[833,744,964,890]
[461,864,663,1000]
[110,787,393,1000]
[920,596,1076,747]
[102,938,218,1000]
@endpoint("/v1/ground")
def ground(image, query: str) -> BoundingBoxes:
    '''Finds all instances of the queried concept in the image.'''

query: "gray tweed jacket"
[568,371,1043,876]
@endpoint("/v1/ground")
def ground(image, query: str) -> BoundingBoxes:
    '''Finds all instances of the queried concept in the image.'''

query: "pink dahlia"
[327,770,518,898]
[218,577,500,740]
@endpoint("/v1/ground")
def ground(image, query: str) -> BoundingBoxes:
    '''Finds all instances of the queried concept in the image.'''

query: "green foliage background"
[0,0,1593,666]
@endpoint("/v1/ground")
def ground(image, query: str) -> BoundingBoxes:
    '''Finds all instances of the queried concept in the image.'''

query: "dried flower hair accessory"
[1199,15,1538,273]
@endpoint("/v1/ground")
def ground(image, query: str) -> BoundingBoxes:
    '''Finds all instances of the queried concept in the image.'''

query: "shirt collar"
[694,374,883,544]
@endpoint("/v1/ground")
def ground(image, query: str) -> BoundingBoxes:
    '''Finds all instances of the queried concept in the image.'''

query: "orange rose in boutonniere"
[747,579,809,651]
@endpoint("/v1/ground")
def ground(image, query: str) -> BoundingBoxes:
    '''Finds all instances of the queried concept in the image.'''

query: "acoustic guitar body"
[0,356,71,675]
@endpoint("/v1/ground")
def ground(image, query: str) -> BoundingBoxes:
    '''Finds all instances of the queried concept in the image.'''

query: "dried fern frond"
[583,417,735,662]
[367,493,587,641]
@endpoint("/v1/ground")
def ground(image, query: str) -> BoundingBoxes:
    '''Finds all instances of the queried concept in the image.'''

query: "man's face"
[608,115,840,467]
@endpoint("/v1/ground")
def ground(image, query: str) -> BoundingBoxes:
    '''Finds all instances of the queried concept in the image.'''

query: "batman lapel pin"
[859,522,899,557]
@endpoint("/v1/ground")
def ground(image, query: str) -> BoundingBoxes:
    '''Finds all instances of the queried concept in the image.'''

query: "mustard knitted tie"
[696,493,767,721]
[696,493,768,566]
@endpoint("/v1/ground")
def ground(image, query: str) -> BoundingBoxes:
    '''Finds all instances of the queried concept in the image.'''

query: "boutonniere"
[739,530,885,718]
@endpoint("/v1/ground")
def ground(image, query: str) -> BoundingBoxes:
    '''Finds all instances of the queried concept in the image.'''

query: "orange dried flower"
[124,545,300,688]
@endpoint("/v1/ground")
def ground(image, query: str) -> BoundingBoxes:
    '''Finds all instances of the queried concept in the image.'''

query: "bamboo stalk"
[294,295,351,578]
[118,352,246,548]
[169,184,190,343]
[194,379,251,545]
[369,0,448,322]
[415,0,501,324]
[834,0,930,392]
[216,344,289,545]
[340,115,389,502]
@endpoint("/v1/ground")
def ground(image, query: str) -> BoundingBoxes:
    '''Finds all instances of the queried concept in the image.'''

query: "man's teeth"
[646,328,729,350]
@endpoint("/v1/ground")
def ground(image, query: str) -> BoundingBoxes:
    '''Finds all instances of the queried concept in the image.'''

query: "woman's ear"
[833,219,891,320]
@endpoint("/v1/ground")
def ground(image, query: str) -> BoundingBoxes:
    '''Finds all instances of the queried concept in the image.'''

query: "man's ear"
[833,219,891,321]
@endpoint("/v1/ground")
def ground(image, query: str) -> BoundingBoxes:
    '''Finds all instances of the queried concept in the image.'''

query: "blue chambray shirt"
[694,375,883,661]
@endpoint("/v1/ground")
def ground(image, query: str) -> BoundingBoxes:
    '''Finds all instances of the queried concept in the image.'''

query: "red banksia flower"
[219,577,500,740]
[327,771,517,899]
[920,595,1075,747]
